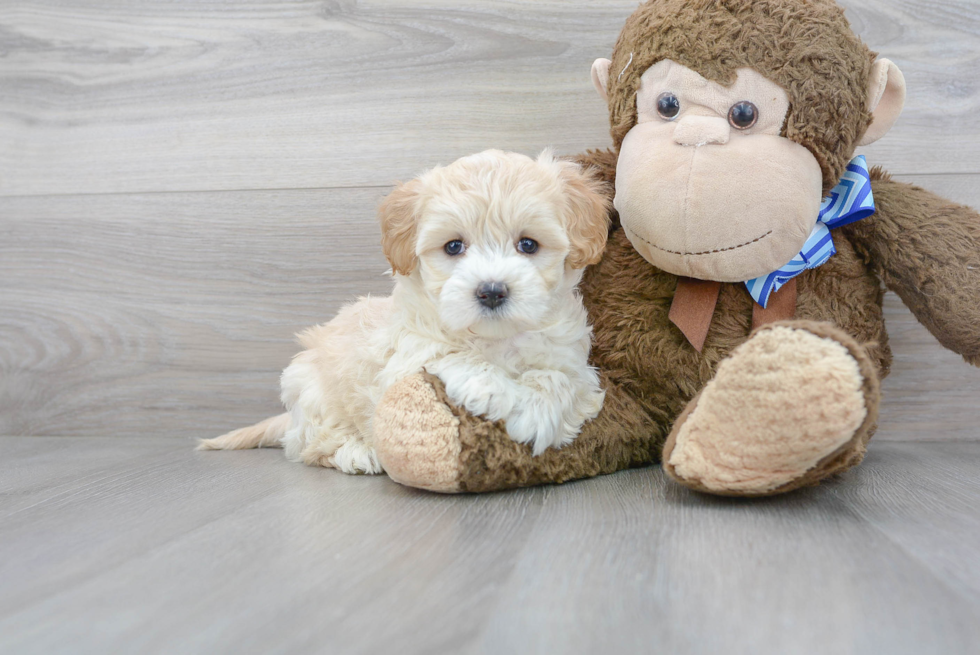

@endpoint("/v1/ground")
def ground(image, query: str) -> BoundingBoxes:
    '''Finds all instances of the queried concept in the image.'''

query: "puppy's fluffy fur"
[199,150,609,473]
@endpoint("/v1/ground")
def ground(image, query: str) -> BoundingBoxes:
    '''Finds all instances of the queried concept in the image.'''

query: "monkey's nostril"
[476,282,509,309]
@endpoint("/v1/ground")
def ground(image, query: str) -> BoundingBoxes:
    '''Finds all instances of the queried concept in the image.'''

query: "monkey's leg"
[373,371,663,493]
[662,320,880,496]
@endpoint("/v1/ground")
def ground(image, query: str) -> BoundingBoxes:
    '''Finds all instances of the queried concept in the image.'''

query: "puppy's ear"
[378,178,423,276]
[552,158,611,269]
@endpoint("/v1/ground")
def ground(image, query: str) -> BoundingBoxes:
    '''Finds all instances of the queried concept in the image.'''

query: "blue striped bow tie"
[745,155,876,308]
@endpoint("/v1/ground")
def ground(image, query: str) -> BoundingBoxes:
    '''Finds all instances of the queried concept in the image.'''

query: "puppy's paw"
[505,400,563,456]
[578,385,605,423]
[442,371,516,422]
[328,439,384,475]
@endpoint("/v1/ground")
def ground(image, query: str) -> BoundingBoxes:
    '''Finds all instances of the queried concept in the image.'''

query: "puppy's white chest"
[477,332,562,375]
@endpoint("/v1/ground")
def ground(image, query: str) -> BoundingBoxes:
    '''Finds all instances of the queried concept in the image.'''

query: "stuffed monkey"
[372,0,980,496]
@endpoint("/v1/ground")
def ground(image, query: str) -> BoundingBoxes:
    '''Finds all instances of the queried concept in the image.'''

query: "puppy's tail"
[197,412,290,451]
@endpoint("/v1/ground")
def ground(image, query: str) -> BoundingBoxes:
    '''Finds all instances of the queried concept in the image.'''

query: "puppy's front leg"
[506,370,602,456]
[427,355,520,423]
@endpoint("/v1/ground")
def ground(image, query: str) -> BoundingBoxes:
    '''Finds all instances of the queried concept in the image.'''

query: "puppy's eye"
[444,240,465,256]
[516,237,539,254]
[657,93,680,120]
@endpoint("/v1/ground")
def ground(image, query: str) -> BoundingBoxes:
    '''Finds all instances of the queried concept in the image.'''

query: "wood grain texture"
[2,0,979,439]
[3,3,979,653]
[0,187,393,438]
[1,0,979,197]
[0,437,978,654]
[3,174,980,439]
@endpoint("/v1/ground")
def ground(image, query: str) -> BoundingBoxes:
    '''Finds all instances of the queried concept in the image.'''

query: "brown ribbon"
[751,277,798,331]
[669,278,722,353]
[669,277,798,352]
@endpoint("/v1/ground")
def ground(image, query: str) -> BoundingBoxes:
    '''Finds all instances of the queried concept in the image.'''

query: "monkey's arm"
[843,171,980,366]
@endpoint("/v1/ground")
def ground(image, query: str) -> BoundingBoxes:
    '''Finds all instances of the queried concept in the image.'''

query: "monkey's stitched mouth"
[624,225,772,256]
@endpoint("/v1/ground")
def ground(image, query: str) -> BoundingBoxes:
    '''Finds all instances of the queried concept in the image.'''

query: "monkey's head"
[591,0,906,282]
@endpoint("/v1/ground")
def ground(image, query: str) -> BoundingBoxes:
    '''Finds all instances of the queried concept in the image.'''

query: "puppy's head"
[378,149,610,338]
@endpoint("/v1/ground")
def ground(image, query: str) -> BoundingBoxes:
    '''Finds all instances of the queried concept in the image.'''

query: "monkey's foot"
[662,321,880,496]
[372,373,464,492]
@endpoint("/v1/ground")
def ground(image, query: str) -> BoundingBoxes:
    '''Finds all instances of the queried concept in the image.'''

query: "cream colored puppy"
[199,150,609,473]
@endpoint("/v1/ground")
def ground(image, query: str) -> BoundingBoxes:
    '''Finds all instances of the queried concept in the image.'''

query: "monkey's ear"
[378,178,423,276]
[591,58,612,102]
[858,58,906,146]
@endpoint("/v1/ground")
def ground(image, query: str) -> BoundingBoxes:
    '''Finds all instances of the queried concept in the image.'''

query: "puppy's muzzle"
[476,282,508,309]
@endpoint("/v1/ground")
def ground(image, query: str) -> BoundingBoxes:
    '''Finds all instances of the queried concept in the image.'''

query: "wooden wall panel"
[1,1,979,439]
[1,0,979,196]
[0,188,393,437]
[2,174,979,439]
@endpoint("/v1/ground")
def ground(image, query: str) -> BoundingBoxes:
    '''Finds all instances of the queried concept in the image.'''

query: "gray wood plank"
[0,436,543,655]
[475,443,980,655]
[3,177,980,440]
[0,187,393,438]
[832,442,980,605]
[0,437,978,654]
[2,0,979,197]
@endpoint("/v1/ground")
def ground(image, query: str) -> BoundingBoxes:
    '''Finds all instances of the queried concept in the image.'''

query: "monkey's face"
[613,60,823,282]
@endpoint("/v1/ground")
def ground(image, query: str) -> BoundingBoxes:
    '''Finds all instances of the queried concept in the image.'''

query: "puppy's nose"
[476,282,509,309]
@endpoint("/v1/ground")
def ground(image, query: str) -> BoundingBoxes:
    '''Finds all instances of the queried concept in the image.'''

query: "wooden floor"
[3,1,980,653]
[1,437,978,655]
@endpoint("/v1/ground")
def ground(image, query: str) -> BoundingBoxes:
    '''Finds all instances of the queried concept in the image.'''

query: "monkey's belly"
[581,228,890,429]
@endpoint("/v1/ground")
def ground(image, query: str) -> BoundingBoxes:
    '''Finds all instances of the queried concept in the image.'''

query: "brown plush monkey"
[371,0,980,496]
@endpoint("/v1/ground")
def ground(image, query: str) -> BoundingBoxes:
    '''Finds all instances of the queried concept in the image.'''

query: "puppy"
[199,149,610,473]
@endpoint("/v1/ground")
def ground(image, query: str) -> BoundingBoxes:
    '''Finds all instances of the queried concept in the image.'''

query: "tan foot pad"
[374,373,462,493]
[664,323,874,495]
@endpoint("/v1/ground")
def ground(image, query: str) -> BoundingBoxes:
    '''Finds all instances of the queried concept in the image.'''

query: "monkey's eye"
[516,237,539,254]
[444,240,466,256]
[656,93,681,120]
[728,101,759,130]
